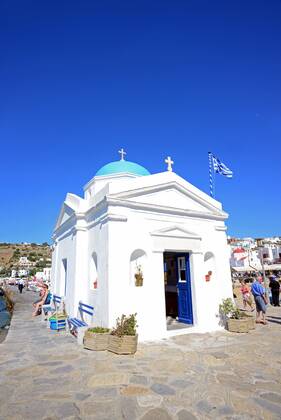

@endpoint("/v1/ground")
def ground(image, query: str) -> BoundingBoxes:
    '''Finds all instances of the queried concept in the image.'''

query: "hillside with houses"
[0,242,51,281]
[228,236,281,273]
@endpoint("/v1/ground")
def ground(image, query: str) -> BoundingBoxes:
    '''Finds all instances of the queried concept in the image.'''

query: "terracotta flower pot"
[134,274,143,287]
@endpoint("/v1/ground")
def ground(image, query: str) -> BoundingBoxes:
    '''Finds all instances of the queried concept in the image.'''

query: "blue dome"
[95,160,150,177]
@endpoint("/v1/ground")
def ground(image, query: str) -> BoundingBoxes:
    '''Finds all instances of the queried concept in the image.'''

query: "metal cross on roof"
[118,148,127,161]
[165,156,174,172]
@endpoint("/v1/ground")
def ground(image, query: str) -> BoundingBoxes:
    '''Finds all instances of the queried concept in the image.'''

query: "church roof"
[95,159,150,177]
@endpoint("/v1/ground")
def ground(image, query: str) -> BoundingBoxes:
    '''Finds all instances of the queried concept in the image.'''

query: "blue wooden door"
[177,254,193,324]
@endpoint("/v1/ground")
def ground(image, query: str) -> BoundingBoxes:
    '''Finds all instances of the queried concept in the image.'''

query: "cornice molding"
[109,180,225,216]
[106,197,227,221]
[87,212,127,229]
[150,225,202,240]
[215,226,227,231]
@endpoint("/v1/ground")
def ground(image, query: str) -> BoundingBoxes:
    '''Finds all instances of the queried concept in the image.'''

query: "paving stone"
[252,397,281,416]
[217,405,234,416]
[55,402,80,417]
[4,400,56,419]
[81,400,121,418]
[151,383,176,396]
[170,379,194,388]
[121,385,151,396]
[137,394,163,408]
[196,399,215,413]
[38,361,63,367]
[91,387,118,398]
[130,375,149,385]
[120,396,139,420]
[88,373,129,387]
[260,392,281,405]
[74,392,91,401]
[177,409,198,420]
[211,351,229,359]
[140,408,173,420]
[50,365,74,374]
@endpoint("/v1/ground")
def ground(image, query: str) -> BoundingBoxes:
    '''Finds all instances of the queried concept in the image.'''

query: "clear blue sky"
[1,0,280,243]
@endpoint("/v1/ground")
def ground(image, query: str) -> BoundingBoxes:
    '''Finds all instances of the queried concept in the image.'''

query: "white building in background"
[18,269,29,277]
[51,152,233,341]
[35,267,51,282]
[18,257,35,268]
[11,268,29,277]
[229,237,281,272]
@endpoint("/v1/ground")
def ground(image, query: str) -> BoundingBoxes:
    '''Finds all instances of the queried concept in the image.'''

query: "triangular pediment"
[54,203,75,230]
[109,180,227,218]
[150,225,202,240]
[54,193,88,232]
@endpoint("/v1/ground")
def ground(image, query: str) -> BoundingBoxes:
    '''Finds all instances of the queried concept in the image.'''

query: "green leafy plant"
[111,313,138,337]
[87,327,110,334]
[219,298,243,320]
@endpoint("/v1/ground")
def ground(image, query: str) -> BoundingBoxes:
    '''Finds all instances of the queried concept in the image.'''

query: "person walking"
[251,276,268,325]
[269,275,280,307]
[240,280,254,311]
[18,279,24,294]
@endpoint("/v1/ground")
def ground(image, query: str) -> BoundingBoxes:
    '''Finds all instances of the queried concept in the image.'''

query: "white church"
[51,150,233,341]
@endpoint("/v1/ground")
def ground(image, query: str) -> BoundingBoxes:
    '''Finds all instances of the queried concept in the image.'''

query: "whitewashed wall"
[52,170,233,341]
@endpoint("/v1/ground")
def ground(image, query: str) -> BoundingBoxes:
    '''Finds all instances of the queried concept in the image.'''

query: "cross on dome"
[118,148,127,161]
[165,156,174,172]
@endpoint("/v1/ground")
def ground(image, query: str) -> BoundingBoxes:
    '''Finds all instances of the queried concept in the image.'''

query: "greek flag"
[211,154,233,178]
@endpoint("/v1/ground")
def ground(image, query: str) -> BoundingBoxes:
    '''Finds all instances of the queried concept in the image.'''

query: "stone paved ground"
[1,289,281,420]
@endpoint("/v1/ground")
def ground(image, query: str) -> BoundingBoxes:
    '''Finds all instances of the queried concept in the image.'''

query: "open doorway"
[163,252,193,330]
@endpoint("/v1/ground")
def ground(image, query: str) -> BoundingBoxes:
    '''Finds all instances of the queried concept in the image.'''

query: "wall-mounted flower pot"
[134,274,143,287]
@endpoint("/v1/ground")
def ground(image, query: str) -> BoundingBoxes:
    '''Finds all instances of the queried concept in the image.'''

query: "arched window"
[130,249,147,287]
[89,252,98,290]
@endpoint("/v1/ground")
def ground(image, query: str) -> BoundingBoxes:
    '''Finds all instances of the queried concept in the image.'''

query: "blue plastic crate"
[50,319,66,331]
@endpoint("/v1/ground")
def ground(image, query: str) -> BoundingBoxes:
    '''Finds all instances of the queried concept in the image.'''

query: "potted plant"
[107,313,138,354]
[219,298,254,333]
[83,327,110,351]
[134,264,143,287]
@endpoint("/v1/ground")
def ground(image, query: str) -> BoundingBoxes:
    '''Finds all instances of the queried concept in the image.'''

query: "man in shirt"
[251,276,267,325]
[269,275,280,307]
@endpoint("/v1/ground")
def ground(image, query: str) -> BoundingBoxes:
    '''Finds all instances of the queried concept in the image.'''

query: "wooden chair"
[68,301,94,345]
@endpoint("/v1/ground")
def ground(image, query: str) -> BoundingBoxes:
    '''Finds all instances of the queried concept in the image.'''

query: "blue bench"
[68,301,94,344]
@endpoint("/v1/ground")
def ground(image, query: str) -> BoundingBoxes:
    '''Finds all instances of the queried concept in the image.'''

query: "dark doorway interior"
[163,251,193,328]
[164,252,178,319]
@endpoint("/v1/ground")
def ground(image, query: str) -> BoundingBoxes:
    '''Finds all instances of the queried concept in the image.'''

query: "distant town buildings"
[35,267,51,282]
[229,236,281,272]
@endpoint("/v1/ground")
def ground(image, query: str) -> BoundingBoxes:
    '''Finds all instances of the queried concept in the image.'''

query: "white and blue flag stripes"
[210,153,233,178]
[208,152,233,197]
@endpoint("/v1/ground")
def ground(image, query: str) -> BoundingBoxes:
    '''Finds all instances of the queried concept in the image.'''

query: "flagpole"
[208,152,215,198]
